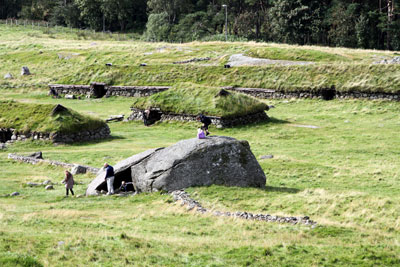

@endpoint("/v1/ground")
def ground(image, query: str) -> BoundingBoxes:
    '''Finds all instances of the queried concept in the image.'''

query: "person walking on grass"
[104,163,115,195]
[63,170,74,196]
[196,114,211,136]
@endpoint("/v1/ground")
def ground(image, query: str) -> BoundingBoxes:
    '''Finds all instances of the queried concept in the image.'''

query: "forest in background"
[1,0,400,50]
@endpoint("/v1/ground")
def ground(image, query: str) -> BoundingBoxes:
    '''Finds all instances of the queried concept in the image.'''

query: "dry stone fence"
[49,83,400,101]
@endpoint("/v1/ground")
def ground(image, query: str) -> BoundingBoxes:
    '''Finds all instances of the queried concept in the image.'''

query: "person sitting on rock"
[104,163,115,195]
[63,170,74,196]
[197,128,206,139]
[196,114,211,136]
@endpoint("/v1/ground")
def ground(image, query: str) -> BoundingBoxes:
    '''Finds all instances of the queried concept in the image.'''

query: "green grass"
[131,83,268,117]
[1,25,400,266]
[0,101,106,134]
[0,89,400,266]
[1,24,400,93]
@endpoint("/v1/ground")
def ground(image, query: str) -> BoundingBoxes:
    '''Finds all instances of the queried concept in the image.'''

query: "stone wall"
[8,153,99,174]
[50,83,400,101]
[105,86,170,97]
[128,108,268,128]
[225,87,400,101]
[49,84,170,98]
[1,125,110,145]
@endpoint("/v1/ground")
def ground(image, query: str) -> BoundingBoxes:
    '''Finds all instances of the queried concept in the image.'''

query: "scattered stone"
[27,182,40,187]
[105,115,124,123]
[260,155,274,159]
[11,192,20,196]
[57,241,65,247]
[224,64,231,68]
[173,57,210,64]
[71,164,87,175]
[65,94,76,99]
[140,63,147,67]
[374,56,400,64]
[90,42,97,46]
[21,66,31,75]
[105,63,113,66]
[75,194,84,198]
[29,151,43,159]
[171,190,317,226]
[4,73,13,79]
[291,124,320,129]
[45,185,54,190]
[143,52,153,55]
[0,143,6,150]
[42,180,52,185]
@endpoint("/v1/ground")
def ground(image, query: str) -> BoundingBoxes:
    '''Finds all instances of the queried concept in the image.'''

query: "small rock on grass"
[45,185,54,190]
[27,182,40,187]
[42,180,52,185]
[260,155,274,159]
[11,192,20,196]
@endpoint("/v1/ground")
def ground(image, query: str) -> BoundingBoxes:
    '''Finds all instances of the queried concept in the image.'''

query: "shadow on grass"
[267,116,289,124]
[265,186,300,194]
[72,135,125,146]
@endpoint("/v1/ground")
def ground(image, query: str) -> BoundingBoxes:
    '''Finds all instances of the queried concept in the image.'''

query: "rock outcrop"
[86,136,266,196]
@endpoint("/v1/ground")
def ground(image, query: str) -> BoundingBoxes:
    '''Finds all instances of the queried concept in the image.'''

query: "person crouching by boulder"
[104,163,115,195]
[63,170,74,196]
[196,114,211,136]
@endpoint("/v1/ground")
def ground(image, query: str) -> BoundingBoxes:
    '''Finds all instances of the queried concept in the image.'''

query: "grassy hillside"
[131,83,268,117]
[1,25,400,266]
[0,101,105,134]
[1,24,400,93]
[0,89,399,265]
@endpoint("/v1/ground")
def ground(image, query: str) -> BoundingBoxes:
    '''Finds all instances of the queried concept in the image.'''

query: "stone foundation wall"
[105,86,170,97]
[225,87,400,101]
[49,84,170,98]
[8,153,99,174]
[49,84,400,101]
[128,108,268,128]
[1,126,110,145]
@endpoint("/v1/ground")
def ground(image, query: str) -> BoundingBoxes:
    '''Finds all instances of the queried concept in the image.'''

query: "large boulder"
[86,136,266,196]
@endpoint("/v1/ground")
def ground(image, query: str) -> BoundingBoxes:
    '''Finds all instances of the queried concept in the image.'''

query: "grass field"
[1,24,400,93]
[1,25,400,266]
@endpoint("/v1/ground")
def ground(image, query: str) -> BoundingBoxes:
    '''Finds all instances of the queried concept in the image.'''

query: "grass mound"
[0,101,106,134]
[131,83,268,118]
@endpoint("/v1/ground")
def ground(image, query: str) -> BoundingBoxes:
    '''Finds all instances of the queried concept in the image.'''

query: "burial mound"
[128,83,269,127]
[86,136,266,195]
[0,101,110,143]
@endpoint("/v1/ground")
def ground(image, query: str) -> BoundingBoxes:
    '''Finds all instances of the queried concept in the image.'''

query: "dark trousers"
[66,188,74,196]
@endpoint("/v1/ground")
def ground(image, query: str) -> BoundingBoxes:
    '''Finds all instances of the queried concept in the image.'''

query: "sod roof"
[131,83,268,118]
[0,101,106,134]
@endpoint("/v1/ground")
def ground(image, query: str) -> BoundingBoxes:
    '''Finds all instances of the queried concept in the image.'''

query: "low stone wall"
[226,87,400,101]
[8,153,99,174]
[105,86,170,97]
[49,84,91,96]
[49,84,170,98]
[1,125,110,144]
[49,83,400,101]
[128,108,268,128]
